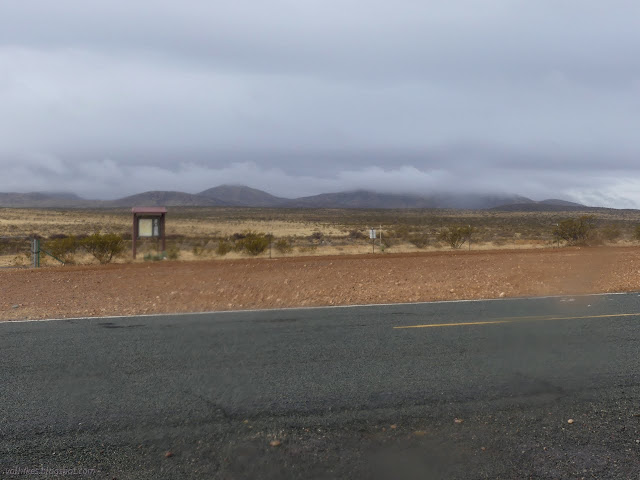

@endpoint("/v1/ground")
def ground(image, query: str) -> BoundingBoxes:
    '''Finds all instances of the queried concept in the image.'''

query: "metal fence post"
[32,238,40,268]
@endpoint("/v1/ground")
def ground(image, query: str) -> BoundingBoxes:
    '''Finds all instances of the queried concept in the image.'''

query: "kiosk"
[132,207,167,258]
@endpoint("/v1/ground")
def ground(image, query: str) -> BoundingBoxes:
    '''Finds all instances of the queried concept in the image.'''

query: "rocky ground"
[2,246,640,321]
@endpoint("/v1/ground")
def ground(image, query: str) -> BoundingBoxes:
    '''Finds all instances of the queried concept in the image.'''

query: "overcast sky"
[1,1,640,206]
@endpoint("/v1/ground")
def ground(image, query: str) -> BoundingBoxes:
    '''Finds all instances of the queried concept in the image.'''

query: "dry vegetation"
[4,207,640,320]
[2,206,640,267]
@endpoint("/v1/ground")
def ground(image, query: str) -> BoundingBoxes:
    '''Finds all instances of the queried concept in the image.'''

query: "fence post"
[32,238,40,268]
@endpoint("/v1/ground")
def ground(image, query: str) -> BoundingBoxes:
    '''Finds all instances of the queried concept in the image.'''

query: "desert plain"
[2,207,640,320]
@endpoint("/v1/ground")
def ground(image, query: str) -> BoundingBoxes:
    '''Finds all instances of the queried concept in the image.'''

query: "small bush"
[216,240,233,256]
[44,236,78,264]
[438,226,474,249]
[390,226,431,248]
[81,233,125,264]
[348,229,367,240]
[634,225,640,242]
[552,215,597,246]
[235,231,270,256]
[600,224,621,243]
[192,240,208,257]
[274,238,293,254]
[308,231,324,243]
[408,233,429,249]
[167,245,180,260]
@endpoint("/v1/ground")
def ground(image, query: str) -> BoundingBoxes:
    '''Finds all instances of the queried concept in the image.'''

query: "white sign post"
[369,229,376,253]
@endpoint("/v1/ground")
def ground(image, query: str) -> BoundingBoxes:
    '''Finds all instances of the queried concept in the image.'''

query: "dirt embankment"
[2,247,640,321]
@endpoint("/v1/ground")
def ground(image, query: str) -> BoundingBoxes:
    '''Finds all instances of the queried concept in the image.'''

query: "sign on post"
[369,229,376,239]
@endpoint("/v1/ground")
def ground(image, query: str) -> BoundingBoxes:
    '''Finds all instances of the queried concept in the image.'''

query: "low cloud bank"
[3,155,640,208]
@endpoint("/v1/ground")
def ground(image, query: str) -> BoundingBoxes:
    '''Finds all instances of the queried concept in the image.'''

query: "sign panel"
[138,218,154,237]
[369,229,376,239]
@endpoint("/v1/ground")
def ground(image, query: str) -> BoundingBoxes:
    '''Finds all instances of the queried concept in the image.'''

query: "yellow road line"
[393,312,640,329]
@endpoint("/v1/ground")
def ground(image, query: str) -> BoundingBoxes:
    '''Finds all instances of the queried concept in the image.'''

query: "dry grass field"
[2,206,640,267]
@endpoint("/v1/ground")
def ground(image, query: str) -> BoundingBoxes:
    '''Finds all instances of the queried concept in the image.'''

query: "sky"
[1,1,640,206]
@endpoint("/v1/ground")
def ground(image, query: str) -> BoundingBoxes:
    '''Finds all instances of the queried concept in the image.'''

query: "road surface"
[1,294,639,479]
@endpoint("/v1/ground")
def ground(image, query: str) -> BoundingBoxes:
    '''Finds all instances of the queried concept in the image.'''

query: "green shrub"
[235,231,270,256]
[274,238,293,254]
[600,224,621,243]
[144,252,164,261]
[438,226,474,249]
[408,233,429,249]
[166,246,180,260]
[44,236,78,264]
[552,215,597,246]
[216,240,233,256]
[390,226,432,248]
[81,233,125,264]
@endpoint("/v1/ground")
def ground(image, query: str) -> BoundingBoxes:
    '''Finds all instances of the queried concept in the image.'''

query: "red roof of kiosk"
[131,207,167,214]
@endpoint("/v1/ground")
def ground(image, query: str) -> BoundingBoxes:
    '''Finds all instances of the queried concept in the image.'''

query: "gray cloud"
[1,1,639,206]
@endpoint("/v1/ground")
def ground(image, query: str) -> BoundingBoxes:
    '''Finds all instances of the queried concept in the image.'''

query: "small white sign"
[139,218,154,237]
[138,218,159,237]
[369,229,376,239]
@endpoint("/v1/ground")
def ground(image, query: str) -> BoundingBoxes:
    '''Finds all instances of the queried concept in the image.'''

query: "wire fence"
[1,221,630,267]
[0,229,557,267]
[0,236,32,268]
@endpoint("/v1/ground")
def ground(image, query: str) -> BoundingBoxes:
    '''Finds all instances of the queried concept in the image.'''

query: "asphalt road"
[1,294,639,479]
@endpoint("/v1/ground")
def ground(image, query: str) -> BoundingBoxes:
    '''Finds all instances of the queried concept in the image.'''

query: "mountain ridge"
[198,185,286,207]
[0,185,590,210]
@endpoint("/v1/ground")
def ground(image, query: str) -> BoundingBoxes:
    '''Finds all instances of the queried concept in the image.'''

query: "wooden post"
[132,213,138,259]
[161,213,166,253]
[32,238,40,268]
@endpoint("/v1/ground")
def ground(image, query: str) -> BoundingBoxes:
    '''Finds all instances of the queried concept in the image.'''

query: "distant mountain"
[538,199,584,207]
[38,192,84,200]
[426,193,534,209]
[0,192,94,208]
[199,185,286,207]
[491,199,588,212]
[283,190,433,208]
[0,185,589,210]
[282,190,535,209]
[106,191,227,207]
